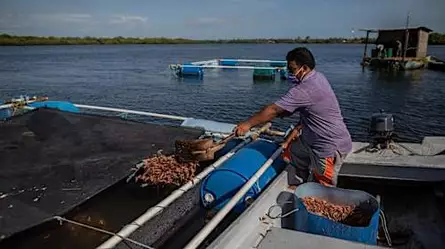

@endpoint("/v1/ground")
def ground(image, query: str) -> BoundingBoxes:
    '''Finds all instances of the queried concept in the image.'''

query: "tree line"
[0,33,444,46]
[429,33,445,45]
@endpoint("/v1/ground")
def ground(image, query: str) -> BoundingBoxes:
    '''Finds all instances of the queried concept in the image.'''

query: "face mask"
[288,67,305,84]
[287,74,297,84]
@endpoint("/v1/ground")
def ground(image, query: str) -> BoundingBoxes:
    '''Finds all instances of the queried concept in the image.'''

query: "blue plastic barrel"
[213,138,244,159]
[200,139,285,213]
[28,101,80,113]
[293,182,380,245]
[219,59,238,66]
[179,64,203,78]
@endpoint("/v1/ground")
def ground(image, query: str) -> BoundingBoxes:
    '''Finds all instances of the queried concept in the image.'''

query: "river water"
[1,44,445,142]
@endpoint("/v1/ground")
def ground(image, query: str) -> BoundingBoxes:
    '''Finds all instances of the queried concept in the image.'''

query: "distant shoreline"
[0,34,444,46]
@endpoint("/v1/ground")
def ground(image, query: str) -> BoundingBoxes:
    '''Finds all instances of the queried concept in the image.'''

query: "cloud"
[109,15,148,25]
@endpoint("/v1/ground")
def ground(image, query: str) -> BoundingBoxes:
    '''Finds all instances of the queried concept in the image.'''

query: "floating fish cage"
[253,68,276,81]
[169,59,288,81]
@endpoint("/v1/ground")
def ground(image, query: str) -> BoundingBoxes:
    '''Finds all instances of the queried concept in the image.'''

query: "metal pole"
[74,104,188,121]
[180,65,283,70]
[224,59,286,64]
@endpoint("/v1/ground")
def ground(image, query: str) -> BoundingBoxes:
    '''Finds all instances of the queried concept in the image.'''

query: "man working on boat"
[233,47,352,187]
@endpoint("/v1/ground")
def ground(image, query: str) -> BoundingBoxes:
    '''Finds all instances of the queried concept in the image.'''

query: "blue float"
[179,64,203,78]
[253,68,276,81]
[219,59,238,66]
[293,182,380,245]
[200,139,286,213]
[28,101,80,113]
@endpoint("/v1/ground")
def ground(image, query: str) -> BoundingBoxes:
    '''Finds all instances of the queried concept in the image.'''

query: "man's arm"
[234,104,287,136]
[234,85,309,136]
[244,103,287,127]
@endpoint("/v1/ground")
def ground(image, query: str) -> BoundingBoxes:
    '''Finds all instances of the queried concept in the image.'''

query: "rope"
[10,102,26,117]
[379,210,392,247]
[53,216,155,249]
[266,201,299,219]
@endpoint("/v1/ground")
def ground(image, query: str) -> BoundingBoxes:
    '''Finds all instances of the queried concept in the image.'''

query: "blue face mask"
[287,67,305,84]
[287,74,298,84]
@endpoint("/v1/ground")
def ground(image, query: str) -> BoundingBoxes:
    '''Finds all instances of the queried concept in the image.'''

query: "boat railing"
[73,104,189,121]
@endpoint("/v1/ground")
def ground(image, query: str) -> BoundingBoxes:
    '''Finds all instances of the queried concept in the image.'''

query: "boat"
[367,57,426,71]
[427,56,445,72]
[401,60,426,71]
[1,96,445,249]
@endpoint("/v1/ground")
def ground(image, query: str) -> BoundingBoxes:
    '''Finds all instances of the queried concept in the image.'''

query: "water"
[1,44,445,142]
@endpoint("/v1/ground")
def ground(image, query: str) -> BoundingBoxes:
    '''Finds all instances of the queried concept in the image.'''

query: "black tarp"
[0,108,203,239]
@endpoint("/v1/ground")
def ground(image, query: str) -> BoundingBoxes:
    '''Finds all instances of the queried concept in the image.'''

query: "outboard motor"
[368,110,395,149]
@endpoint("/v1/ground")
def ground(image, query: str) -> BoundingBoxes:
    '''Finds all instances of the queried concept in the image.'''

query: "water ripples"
[1,44,445,143]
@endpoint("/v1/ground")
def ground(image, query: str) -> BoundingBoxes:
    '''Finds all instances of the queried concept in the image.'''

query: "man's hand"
[233,104,287,136]
[233,121,252,136]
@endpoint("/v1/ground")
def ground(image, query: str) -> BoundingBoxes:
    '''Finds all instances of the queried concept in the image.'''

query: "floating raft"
[169,59,288,80]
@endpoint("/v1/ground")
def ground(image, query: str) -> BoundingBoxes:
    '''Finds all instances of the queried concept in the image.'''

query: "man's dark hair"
[286,47,316,69]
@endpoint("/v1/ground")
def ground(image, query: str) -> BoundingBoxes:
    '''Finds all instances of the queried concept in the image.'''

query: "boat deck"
[343,137,445,181]
[207,169,445,249]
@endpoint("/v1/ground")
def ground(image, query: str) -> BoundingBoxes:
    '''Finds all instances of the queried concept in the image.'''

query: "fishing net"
[0,108,203,239]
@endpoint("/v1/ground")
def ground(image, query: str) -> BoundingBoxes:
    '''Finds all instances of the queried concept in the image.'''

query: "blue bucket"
[294,182,380,245]
[200,139,285,213]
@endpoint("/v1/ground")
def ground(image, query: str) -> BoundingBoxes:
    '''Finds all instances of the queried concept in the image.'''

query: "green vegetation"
[0,33,443,46]
[429,33,445,45]
[0,34,372,46]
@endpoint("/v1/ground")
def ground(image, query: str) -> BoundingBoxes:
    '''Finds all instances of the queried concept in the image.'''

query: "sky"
[0,0,444,39]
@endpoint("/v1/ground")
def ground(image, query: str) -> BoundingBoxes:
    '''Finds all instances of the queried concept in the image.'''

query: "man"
[396,40,402,57]
[234,47,352,187]
[376,44,385,58]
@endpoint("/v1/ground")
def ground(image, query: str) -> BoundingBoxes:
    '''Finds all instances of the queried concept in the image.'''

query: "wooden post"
[363,30,370,58]
[402,12,410,63]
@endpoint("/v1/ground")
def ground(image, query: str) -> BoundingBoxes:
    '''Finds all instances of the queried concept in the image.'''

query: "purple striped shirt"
[275,70,352,158]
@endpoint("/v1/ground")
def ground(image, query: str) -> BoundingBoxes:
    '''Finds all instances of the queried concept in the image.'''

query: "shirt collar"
[292,69,316,86]
[301,70,316,83]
